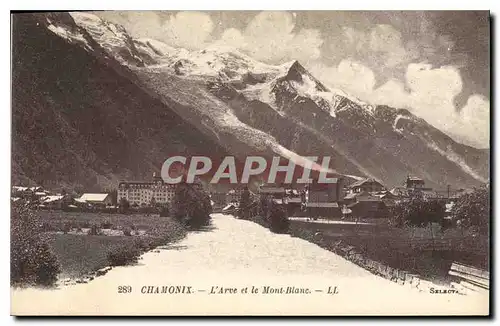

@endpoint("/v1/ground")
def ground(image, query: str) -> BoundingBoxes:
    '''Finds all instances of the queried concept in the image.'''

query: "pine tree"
[118,197,130,213]
[238,187,251,219]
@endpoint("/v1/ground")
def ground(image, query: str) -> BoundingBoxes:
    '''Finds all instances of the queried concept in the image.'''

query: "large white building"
[117,173,176,207]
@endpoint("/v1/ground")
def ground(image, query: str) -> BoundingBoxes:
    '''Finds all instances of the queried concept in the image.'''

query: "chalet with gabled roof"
[348,178,385,193]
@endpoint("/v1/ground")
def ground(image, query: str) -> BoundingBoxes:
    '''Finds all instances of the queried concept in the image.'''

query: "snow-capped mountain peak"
[25,12,488,189]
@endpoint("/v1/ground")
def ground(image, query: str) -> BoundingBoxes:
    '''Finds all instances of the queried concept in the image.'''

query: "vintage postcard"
[10,10,490,316]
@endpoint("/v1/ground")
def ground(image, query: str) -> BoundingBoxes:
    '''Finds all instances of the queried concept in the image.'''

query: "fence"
[449,262,489,295]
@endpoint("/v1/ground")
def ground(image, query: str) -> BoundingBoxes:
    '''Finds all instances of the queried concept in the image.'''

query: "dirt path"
[11,214,488,315]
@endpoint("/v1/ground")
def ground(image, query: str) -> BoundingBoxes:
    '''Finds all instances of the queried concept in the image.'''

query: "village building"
[257,183,304,216]
[257,183,286,216]
[303,178,345,218]
[11,186,27,197]
[78,193,113,207]
[226,188,245,204]
[343,192,358,206]
[304,202,340,218]
[258,183,286,198]
[11,197,22,205]
[284,188,303,216]
[346,191,387,219]
[421,187,463,200]
[348,178,386,193]
[39,195,65,210]
[390,187,409,198]
[34,191,48,199]
[405,176,426,189]
[372,190,399,208]
[307,178,345,202]
[390,176,434,198]
[12,185,45,200]
[117,173,176,207]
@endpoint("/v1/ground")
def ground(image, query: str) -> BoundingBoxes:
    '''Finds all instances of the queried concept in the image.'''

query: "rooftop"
[305,202,339,208]
[41,195,64,203]
[349,178,383,188]
[79,193,109,202]
[259,186,285,194]
[344,193,358,200]
[13,185,43,192]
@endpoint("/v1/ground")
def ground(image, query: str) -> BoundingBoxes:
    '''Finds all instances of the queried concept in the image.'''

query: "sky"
[95,11,490,149]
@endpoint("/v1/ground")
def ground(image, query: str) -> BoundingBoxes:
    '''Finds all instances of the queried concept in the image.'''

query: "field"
[37,210,169,233]
[289,219,489,284]
[42,234,139,278]
[35,210,186,278]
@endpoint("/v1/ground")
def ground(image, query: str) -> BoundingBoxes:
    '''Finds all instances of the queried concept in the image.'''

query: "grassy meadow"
[289,219,489,284]
[35,210,186,278]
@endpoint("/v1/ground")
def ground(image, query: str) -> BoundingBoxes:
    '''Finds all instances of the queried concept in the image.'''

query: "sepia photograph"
[9,9,490,316]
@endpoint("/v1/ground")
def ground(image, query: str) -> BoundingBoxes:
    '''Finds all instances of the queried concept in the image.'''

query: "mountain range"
[11,12,489,191]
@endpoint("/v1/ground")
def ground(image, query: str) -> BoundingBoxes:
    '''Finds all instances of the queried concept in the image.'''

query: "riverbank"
[11,214,487,315]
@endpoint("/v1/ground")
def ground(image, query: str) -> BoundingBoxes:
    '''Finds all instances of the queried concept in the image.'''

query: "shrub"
[259,194,271,218]
[31,242,60,286]
[11,205,60,287]
[123,227,132,237]
[107,246,141,266]
[172,180,212,229]
[237,187,252,219]
[118,198,130,213]
[268,204,289,234]
[452,185,490,235]
[133,237,152,251]
[87,224,102,236]
[390,197,444,228]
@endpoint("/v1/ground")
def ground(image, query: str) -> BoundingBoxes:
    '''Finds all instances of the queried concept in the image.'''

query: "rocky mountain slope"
[12,13,229,190]
[11,12,489,190]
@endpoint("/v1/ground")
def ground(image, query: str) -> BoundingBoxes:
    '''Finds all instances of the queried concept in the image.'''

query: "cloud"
[287,29,323,62]
[312,60,489,148]
[95,11,214,50]
[162,12,214,49]
[95,11,163,40]
[459,95,490,148]
[95,10,323,63]
[405,63,463,109]
[371,64,489,148]
[217,11,323,64]
[244,11,294,39]
[219,28,246,48]
[342,24,415,69]
[310,59,375,99]
[325,20,488,148]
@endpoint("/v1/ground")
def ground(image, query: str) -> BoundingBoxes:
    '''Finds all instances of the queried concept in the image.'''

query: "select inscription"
[134,285,339,295]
